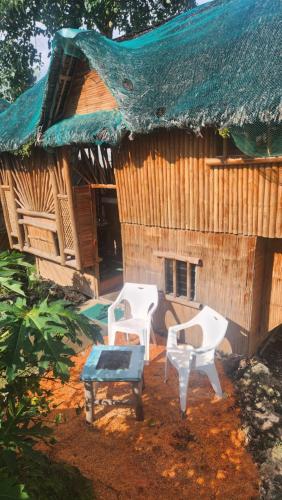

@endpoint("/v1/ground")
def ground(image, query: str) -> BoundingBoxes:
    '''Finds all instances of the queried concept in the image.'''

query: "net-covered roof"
[0,77,48,151]
[0,0,281,153]
[0,99,10,113]
[42,110,125,148]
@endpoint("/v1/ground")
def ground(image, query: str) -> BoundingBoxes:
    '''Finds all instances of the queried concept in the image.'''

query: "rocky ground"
[221,329,282,499]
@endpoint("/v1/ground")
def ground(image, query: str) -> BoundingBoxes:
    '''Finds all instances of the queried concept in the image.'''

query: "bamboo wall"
[64,62,117,117]
[115,129,282,238]
[122,223,257,353]
[114,129,282,354]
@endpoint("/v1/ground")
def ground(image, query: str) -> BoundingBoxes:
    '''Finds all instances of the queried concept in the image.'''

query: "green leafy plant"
[0,250,32,297]
[218,127,230,139]
[14,140,34,159]
[0,251,100,498]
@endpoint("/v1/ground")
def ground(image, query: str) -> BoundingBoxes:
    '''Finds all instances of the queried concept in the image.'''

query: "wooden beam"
[206,156,282,166]
[18,218,57,232]
[22,245,62,263]
[17,208,56,220]
[153,251,202,266]
[90,183,116,189]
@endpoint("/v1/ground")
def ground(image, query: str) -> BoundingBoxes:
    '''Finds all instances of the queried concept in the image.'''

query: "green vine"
[14,139,34,159]
[218,127,230,139]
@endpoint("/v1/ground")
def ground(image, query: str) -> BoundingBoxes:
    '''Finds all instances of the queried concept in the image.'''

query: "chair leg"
[164,355,169,383]
[144,339,150,362]
[108,327,116,346]
[202,363,223,397]
[178,368,190,416]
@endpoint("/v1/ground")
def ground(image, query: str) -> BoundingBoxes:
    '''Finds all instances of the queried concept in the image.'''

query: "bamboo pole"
[262,165,271,237]
[275,165,282,237]
[252,166,259,235]
[269,166,278,238]
[49,158,66,265]
[206,156,282,166]
[198,134,205,231]
[0,186,13,247]
[7,165,24,250]
[61,148,82,270]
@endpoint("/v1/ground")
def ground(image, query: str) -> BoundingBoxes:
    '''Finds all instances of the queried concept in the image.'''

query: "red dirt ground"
[42,339,259,499]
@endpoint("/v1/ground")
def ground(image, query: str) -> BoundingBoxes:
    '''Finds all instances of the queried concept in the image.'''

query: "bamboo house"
[0,0,281,355]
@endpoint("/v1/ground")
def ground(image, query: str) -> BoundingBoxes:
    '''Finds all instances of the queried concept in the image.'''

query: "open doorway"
[70,144,123,297]
[94,186,123,295]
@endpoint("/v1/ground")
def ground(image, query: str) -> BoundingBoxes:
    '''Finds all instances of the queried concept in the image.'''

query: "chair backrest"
[192,306,228,348]
[118,282,158,319]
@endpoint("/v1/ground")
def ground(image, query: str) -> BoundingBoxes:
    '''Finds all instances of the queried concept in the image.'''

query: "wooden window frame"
[154,251,202,309]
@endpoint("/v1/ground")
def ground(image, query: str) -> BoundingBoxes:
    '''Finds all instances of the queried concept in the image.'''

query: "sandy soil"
[43,338,259,499]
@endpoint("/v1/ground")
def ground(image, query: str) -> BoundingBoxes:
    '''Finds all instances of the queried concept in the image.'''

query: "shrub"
[0,251,101,498]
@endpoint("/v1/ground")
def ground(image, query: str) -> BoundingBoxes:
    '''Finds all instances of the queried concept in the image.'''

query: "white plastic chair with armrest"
[165,306,228,416]
[108,283,159,361]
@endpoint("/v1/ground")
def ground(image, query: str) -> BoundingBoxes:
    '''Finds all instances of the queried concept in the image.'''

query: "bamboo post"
[61,148,82,270]
[0,186,13,247]
[7,165,24,250]
[275,166,282,237]
[48,156,65,265]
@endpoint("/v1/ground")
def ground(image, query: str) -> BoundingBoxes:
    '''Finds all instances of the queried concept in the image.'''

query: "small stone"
[271,444,282,462]
[251,363,270,376]
[261,420,273,431]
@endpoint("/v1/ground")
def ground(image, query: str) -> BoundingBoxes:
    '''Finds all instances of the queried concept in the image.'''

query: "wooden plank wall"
[121,223,257,354]
[114,129,282,238]
[260,239,282,337]
[74,185,98,268]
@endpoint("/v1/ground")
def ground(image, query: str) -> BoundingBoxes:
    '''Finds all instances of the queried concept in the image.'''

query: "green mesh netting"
[0,0,281,154]
[42,110,125,148]
[231,123,282,158]
[0,99,10,113]
[0,76,48,152]
[55,0,281,134]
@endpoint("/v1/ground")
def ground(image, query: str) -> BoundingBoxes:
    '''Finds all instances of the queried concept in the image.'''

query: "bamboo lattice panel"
[58,195,74,250]
[114,129,282,238]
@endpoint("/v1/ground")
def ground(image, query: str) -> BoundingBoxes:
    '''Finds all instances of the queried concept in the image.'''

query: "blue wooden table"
[81,345,145,422]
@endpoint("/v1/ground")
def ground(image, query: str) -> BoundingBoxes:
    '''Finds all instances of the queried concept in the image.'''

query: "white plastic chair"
[108,283,159,361]
[165,306,228,416]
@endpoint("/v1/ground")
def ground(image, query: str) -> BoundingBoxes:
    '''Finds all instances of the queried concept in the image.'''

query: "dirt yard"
[43,339,259,499]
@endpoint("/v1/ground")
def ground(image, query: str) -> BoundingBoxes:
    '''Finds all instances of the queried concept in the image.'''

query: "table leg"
[132,380,144,421]
[84,381,95,424]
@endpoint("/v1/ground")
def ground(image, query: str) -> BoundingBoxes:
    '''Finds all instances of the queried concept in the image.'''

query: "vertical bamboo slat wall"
[114,129,282,238]
[114,129,282,354]
[63,62,118,118]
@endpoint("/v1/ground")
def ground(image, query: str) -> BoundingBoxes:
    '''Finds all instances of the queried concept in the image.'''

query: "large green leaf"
[0,474,29,500]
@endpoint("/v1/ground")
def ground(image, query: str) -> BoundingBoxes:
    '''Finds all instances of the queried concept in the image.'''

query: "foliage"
[0,250,100,498]
[17,453,94,500]
[0,472,29,499]
[0,251,32,297]
[14,140,34,159]
[218,127,230,139]
[0,0,196,101]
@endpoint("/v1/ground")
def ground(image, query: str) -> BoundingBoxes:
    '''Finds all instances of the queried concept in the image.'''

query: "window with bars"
[157,253,201,304]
